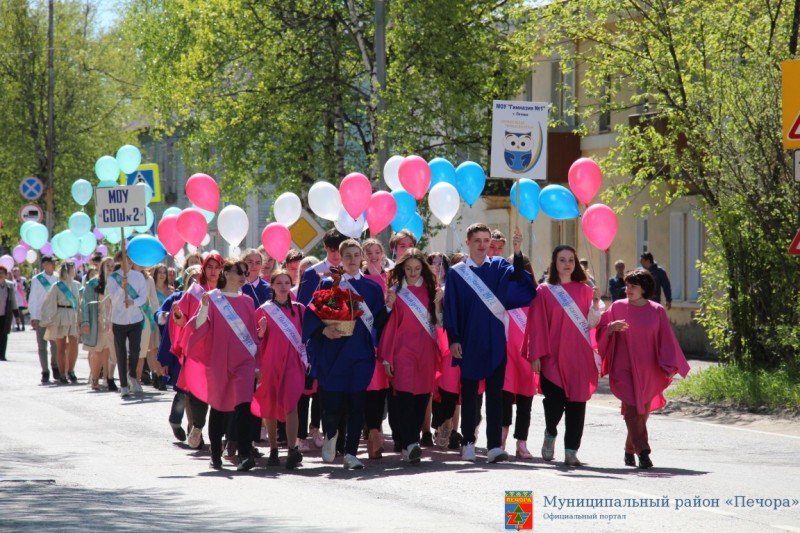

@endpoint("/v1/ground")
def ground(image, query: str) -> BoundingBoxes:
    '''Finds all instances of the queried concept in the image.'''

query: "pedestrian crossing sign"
[120,164,161,203]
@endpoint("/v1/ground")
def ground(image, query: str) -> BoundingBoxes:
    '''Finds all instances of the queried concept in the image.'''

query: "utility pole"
[375,0,387,183]
[45,0,55,235]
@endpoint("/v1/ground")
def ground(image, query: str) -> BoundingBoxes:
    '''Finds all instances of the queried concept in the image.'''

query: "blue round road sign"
[20,177,44,200]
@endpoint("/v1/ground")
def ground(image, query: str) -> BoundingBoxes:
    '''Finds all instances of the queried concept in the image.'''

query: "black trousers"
[297,391,322,438]
[502,391,534,441]
[395,391,431,448]
[431,388,459,428]
[112,321,142,388]
[461,360,505,449]
[188,393,209,429]
[0,330,8,360]
[364,388,387,431]
[540,374,587,451]
[321,389,365,456]
[169,392,185,426]
[208,403,253,460]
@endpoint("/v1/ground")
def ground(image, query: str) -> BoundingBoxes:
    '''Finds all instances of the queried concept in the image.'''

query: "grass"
[669,364,800,411]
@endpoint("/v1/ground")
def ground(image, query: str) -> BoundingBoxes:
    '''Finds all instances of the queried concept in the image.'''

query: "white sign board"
[794,151,800,182]
[491,100,549,180]
[95,186,146,229]
[19,203,43,223]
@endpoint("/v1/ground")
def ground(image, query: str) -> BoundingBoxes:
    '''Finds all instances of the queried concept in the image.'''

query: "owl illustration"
[503,125,543,173]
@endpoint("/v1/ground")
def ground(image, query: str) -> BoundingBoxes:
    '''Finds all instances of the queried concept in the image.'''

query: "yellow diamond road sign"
[290,210,324,253]
[782,60,800,150]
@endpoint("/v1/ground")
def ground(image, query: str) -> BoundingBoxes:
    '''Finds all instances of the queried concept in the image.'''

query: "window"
[636,217,648,255]
[551,219,577,249]
[668,211,704,302]
[598,76,611,132]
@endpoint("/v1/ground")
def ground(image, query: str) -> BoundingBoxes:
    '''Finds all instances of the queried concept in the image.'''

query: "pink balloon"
[339,173,372,220]
[19,241,31,251]
[398,155,432,200]
[40,242,53,256]
[93,228,104,240]
[185,173,220,212]
[97,245,109,256]
[176,209,207,248]
[261,223,292,263]
[12,245,27,263]
[366,191,397,236]
[568,158,603,205]
[581,203,618,251]
[157,215,185,255]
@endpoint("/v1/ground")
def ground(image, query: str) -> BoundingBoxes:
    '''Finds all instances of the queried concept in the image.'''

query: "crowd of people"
[6,224,689,472]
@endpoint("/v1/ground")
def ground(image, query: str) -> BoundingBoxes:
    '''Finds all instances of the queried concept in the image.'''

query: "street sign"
[19,203,43,223]
[120,163,161,203]
[782,60,800,149]
[95,186,147,229]
[790,228,800,256]
[19,177,44,200]
[491,100,549,180]
[794,151,800,182]
[290,210,324,254]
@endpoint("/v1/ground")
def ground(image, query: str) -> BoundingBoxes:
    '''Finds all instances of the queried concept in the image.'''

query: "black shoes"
[624,453,636,466]
[68,371,78,384]
[286,447,303,470]
[141,371,153,386]
[41,371,50,384]
[448,431,463,450]
[420,431,434,447]
[52,367,61,381]
[267,448,280,467]
[107,378,118,392]
[638,451,653,469]
[59,376,69,385]
[171,423,187,442]
[237,455,256,472]
[209,455,223,470]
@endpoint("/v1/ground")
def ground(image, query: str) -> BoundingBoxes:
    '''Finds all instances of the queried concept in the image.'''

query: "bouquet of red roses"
[309,285,364,336]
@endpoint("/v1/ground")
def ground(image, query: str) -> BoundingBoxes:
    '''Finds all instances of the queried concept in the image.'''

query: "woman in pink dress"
[252,270,306,469]
[379,249,443,464]
[526,245,603,467]
[186,259,260,472]
[596,268,690,469]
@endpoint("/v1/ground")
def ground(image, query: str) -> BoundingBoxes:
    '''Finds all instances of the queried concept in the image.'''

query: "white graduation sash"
[339,279,374,332]
[451,262,509,337]
[208,290,257,358]
[546,284,601,371]
[507,307,527,335]
[187,281,205,302]
[261,301,308,367]
[396,286,436,341]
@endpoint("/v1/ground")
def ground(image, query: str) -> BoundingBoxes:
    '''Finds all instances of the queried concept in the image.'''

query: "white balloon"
[201,233,211,247]
[174,248,186,267]
[228,245,241,258]
[383,155,405,192]
[334,206,366,238]
[308,181,342,221]
[273,192,302,227]
[217,205,249,247]
[428,182,461,225]
[26,249,37,264]
[0,255,13,271]
[186,243,197,254]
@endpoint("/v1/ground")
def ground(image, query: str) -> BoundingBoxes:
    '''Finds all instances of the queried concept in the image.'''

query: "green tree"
[513,0,800,367]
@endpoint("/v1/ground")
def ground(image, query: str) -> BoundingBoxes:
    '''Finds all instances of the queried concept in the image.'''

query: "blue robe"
[242,278,272,308]
[302,276,388,393]
[443,254,535,380]
[155,291,184,391]
[296,260,339,305]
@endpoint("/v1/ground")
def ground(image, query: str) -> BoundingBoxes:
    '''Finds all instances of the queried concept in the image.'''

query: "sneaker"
[343,454,364,470]
[59,376,69,385]
[67,371,78,384]
[487,447,509,464]
[131,380,143,394]
[171,423,187,442]
[237,455,256,472]
[321,432,338,463]
[404,443,421,464]
[267,448,280,467]
[286,447,303,470]
[624,453,636,467]
[52,367,61,381]
[420,431,434,447]
[435,420,452,447]
[638,451,653,469]
[188,427,203,449]
[564,449,582,467]
[462,443,477,462]
[157,380,167,391]
[209,455,223,470]
[516,441,533,460]
[106,378,118,392]
[120,386,130,398]
[41,371,50,384]
[310,427,324,448]
[297,439,313,453]
[541,430,556,461]
[448,431,463,450]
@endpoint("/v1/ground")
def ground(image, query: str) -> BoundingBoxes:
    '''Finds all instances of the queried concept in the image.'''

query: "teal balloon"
[116,145,142,175]
[193,204,215,223]
[133,207,155,233]
[97,179,118,188]
[538,185,580,220]
[162,206,181,218]
[104,229,122,244]
[455,161,486,207]
[402,212,424,241]
[26,223,49,250]
[390,190,416,231]
[510,179,542,222]
[51,234,65,259]
[71,179,93,206]
[57,230,80,258]
[428,158,457,189]
[78,234,97,256]
[68,212,92,237]
[139,182,154,205]
[124,226,134,238]
[127,235,166,267]
[20,221,36,241]
[95,155,120,182]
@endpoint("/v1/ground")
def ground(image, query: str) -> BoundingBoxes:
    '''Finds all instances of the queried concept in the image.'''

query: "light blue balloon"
[20,221,36,242]
[133,207,155,233]
[71,179,94,206]
[510,179,542,222]
[538,185,580,220]
[127,235,166,267]
[162,207,182,218]
[26,223,49,250]
[390,190,416,231]
[97,179,119,188]
[58,230,80,257]
[455,161,486,207]
[78,234,97,256]
[68,212,92,237]
[193,204,215,223]
[428,158,457,189]
[124,226,134,238]
[141,183,154,205]
[104,229,122,244]
[116,145,142,175]
[95,156,121,182]
[402,212,424,241]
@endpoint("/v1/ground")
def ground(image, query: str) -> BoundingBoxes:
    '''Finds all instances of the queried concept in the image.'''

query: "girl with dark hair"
[379,249,443,463]
[596,268,690,469]
[526,245,603,467]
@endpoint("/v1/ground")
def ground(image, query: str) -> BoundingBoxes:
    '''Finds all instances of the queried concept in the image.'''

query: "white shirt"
[465,255,491,268]
[342,271,362,282]
[108,269,149,325]
[28,272,57,321]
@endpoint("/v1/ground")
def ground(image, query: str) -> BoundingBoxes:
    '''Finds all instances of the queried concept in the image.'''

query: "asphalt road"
[1,329,798,532]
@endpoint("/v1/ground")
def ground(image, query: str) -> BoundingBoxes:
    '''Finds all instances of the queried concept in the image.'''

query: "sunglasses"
[233,269,249,277]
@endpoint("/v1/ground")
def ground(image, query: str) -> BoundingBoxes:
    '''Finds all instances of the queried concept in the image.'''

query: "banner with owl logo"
[491,100,548,180]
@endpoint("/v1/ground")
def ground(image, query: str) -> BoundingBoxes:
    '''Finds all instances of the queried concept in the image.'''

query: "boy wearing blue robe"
[296,229,346,305]
[302,239,389,470]
[240,248,272,308]
[443,224,535,463]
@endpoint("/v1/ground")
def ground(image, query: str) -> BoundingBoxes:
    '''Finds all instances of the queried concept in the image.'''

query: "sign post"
[95,185,146,283]
[782,60,800,150]
[794,151,800,182]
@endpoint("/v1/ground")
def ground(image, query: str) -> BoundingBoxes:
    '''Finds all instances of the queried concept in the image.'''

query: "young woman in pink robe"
[379,249,443,464]
[596,268,690,469]
[252,270,306,470]
[186,259,260,472]
[526,245,603,467]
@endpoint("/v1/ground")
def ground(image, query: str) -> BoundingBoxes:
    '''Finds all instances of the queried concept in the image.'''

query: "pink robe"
[363,272,391,392]
[363,272,388,296]
[185,292,258,412]
[525,282,597,402]
[434,328,459,397]
[171,283,207,393]
[377,285,440,395]
[251,302,306,421]
[596,300,690,414]
[503,306,538,397]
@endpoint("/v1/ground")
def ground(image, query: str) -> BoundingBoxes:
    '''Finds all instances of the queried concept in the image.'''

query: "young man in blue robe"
[240,248,272,308]
[296,229,347,306]
[443,223,535,463]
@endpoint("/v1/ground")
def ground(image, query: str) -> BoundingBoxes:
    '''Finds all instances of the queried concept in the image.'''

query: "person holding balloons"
[29,255,59,384]
[296,229,347,306]
[526,245,604,467]
[41,261,81,384]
